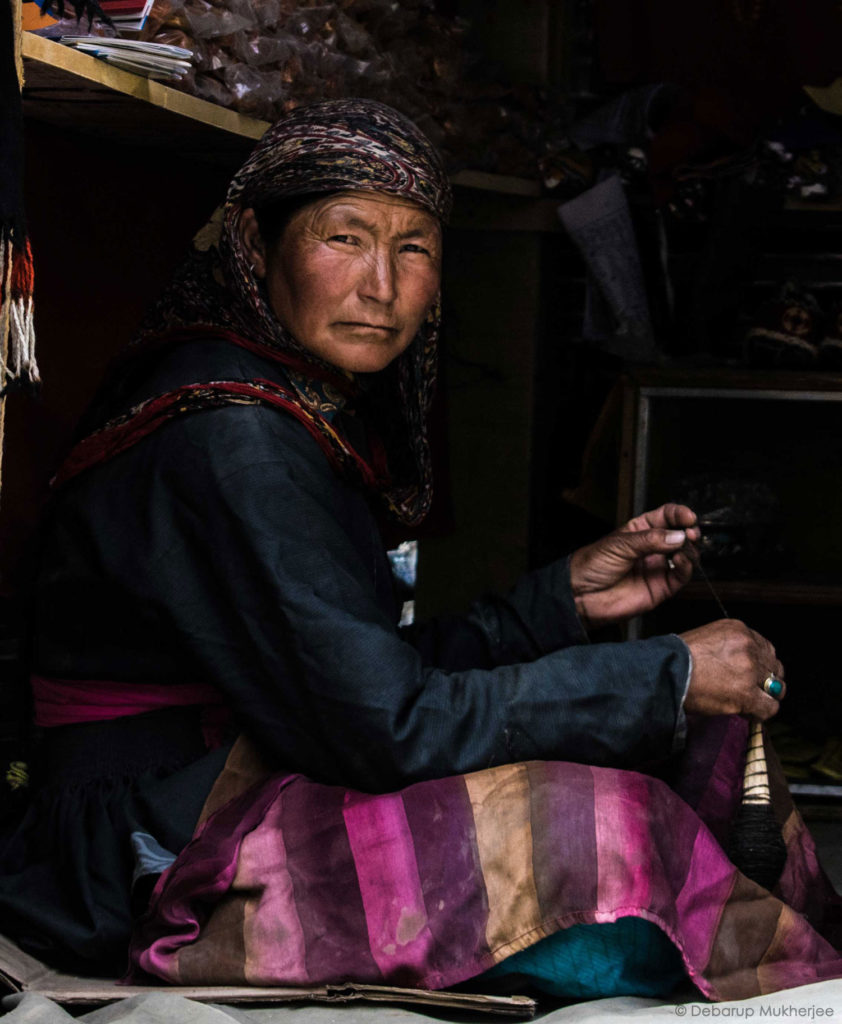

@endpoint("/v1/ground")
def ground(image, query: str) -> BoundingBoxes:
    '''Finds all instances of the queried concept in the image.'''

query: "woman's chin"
[341,353,403,374]
[304,337,412,374]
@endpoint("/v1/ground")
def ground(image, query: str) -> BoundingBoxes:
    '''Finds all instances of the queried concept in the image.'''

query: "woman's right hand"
[680,619,786,720]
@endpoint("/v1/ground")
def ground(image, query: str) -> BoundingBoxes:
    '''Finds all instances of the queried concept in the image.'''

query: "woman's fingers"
[661,502,700,533]
[681,619,786,719]
[630,503,700,539]
[749,685,784,721]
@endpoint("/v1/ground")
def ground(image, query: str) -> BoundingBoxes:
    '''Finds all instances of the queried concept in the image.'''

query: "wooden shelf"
[22,32,266,165]
[784,197,842,213]
[450,169,541,198]
[790,783,842,797]
[627,365,842,395]
[791,797,842,820]
[22,32,548,204]
[680,580,842,605]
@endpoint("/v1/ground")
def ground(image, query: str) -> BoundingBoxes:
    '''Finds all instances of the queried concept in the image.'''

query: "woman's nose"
[359,249,398,305]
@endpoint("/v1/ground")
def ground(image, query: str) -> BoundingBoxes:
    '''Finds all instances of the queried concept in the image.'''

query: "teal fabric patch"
[483,916,686,999]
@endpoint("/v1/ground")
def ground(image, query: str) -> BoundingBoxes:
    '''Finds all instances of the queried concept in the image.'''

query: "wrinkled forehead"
[229,99,452,224]
[302,190,442,232]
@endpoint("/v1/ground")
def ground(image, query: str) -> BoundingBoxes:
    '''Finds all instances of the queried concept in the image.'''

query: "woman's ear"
[239,208,267,278]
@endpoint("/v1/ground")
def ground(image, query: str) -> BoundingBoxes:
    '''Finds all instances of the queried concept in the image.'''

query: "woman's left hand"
[569,503,700,630]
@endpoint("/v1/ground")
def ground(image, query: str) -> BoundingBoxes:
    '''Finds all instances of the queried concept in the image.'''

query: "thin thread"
[690,550,730,619]
[685,545,774,811]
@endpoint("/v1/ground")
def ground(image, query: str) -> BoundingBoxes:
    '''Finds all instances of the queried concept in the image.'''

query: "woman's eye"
[329,234,358,245]
[401,243,431,256]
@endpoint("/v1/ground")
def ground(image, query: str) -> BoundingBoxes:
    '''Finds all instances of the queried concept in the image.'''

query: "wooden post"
[1,0,26,503]
[13,0,23,86]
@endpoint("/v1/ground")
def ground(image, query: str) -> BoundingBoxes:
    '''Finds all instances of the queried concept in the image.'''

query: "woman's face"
[242,191,442,374]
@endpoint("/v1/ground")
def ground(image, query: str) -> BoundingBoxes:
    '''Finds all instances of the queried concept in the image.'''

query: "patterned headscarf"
[136,98,452,525]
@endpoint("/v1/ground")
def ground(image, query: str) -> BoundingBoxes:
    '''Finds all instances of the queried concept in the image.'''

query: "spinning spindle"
[727,718,788,891]
[682,542,787,890]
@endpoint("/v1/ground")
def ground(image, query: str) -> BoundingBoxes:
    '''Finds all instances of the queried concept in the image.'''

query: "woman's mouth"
[337,321,399,333]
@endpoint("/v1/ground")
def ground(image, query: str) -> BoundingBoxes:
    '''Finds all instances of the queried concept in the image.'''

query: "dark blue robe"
[0,337,689,973]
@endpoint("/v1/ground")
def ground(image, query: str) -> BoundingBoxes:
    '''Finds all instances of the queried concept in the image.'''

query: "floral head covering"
[136,98,452,525]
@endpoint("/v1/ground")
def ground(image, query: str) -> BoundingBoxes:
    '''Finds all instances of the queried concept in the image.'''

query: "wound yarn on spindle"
[728,719,788,892]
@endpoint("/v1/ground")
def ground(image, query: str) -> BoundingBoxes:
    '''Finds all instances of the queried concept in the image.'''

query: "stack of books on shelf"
[60,36,193,81]
[99,0,155,33]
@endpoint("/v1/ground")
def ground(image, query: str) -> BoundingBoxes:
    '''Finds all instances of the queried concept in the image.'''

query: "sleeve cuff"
[670,634,693,753]
[496,554,590,657]
[464,554,590,666]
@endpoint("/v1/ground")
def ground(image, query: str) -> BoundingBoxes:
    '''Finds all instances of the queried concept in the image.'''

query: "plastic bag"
[229,30,298,67]
[190,70,235,107]
[140,0,560,181]
[222,63,287,119]
[183,0,253,39]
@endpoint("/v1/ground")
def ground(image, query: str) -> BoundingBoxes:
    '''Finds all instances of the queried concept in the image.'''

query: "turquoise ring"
[763,675,784,699]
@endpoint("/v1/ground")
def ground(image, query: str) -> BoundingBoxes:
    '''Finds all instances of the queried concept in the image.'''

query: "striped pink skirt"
[129,715,842,1001]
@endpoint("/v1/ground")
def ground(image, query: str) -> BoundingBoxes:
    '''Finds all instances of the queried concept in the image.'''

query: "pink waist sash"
[31,674,225,731]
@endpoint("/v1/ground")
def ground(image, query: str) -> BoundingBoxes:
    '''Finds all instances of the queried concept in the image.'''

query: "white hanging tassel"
[9,291,38,384]
[0,234,39,389]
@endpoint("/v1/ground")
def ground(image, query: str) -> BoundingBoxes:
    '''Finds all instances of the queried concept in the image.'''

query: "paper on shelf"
[60,35,193,80]
[61,36,193,58]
